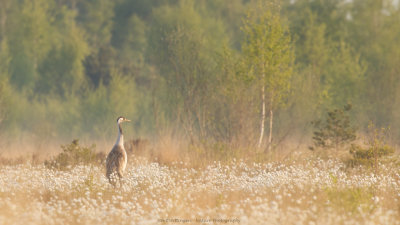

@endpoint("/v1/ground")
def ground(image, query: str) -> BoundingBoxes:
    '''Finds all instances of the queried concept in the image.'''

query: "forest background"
[0,0,399,156]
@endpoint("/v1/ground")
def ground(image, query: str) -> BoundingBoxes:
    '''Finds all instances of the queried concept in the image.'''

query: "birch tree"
[242,1,294,151]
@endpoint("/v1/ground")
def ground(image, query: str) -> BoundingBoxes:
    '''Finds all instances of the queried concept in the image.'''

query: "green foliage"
[348,144,394,168]
[323,41,365,108]
[207,46,259,142]
[346,0,400,129]
[148,0,229,140]
[348,123,395,169]
[0,39,10,127]
[80,71,138,138]
[44,140,104,170]
[241,0,294,149]
[1,0,400,151]
[7,0,53,89]
[84,45,116,88]
[116,14,147,74]
[76,0,115,47]
[311,104,356,151]
[241,1,294,108]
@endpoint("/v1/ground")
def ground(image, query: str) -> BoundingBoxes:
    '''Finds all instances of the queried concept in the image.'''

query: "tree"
[0,38,10,127]
[114,14,148,78]
[0,0,12,40]
[283,0,348,42]
[35,4,89,96]
[6,0,55,90]
[288,9,330,127]
[347,0,400,133]
[311,104,356,152]
[324,41,365,108]
[241,1,294,151]
[282,5,364,139]
[4,0,89,96]
[76,0,115,48]
[148,0,227,141]
[84,45,116,88]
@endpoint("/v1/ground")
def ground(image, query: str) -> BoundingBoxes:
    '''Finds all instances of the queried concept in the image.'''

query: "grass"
[0,139,399,224]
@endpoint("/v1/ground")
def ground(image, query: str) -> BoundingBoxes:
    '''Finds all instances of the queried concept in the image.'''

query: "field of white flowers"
[0,156,399,225]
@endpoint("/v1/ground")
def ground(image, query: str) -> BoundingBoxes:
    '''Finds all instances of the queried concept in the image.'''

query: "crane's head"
[117,116,131,124]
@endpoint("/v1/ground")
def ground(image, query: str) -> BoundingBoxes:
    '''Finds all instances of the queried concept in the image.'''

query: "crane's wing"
[106,145,124,179]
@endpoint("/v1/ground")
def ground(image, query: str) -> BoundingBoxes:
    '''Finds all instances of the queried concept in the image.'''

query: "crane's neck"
[115,122,124,147]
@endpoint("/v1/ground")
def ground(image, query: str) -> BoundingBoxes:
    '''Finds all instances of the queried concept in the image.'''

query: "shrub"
[44,139,105,170]
[347,123,395,169]
[348,144,394,168]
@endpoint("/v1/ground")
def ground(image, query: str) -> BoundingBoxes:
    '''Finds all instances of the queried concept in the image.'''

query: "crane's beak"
[125,119,131,122]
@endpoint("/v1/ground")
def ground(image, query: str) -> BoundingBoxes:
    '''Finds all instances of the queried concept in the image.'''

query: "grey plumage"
[106,116,130,186]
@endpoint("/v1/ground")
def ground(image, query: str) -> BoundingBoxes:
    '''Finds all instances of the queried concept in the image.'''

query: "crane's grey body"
[106,116,130,186]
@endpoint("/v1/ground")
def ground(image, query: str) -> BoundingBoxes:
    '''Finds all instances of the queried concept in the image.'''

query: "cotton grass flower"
[0,157,399,224]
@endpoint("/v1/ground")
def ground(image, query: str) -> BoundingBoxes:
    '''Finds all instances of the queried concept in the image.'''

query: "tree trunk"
[257,85,266,149]
[267,108,273,152]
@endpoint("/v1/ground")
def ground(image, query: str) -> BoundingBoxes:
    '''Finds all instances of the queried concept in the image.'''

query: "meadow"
[0,146,399,225]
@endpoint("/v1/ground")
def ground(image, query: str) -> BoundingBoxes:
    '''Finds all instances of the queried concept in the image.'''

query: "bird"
[106,116,131,187]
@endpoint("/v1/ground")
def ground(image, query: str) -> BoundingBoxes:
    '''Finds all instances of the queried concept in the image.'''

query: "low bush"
[44,139,105,170]
[347,123,395,170]
[348,144,394,168]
